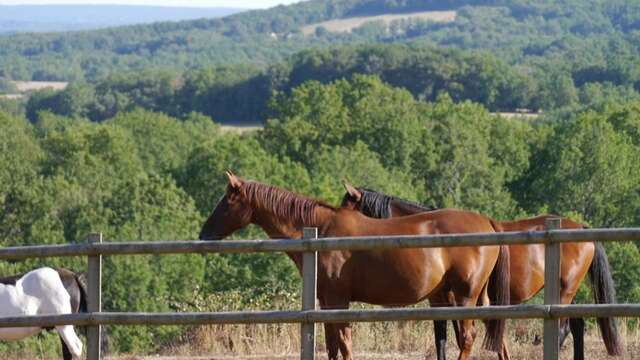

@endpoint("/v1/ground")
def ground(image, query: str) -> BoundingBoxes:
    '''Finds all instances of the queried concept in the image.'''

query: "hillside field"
[300,10,457,35]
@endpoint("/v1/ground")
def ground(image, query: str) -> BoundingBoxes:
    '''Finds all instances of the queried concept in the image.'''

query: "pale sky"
[0,0,304,8]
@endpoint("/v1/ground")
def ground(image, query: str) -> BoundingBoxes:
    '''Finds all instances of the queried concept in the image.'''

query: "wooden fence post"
[544,218,562,360]
[301,227,318,360]
[87,233,103,360]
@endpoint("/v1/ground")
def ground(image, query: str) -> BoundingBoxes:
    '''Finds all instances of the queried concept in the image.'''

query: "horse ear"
[225,170,242,190]
[343,180,362,202]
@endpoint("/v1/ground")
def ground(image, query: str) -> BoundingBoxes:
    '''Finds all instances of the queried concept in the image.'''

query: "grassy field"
[220,125,263,134]
[11,81,68,92]
[73,318,635,360]
[4,319,639,359]
[301,11,457,35]
[0,81,68,99]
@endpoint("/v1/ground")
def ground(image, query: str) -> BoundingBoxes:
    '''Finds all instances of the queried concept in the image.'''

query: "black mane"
[357,188,436,219]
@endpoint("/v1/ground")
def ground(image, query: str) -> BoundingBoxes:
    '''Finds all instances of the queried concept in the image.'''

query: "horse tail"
[589,241,623,356]
[75,273,88,313]
[483,244,511,352]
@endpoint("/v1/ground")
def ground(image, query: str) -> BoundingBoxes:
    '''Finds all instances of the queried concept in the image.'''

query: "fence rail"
[1,228,640,260]
[1,223,639,360]
[1,304,640,328]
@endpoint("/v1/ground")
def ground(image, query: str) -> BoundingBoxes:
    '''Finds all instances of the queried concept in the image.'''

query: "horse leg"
[558,300,584,360]
[446,290,463,351]
[434,320,448,360]
[559,318,571,348]
[569,317,585,360]
[336,322,353,360]
[456,317,477,360]
[320,293,352,360]
[323,320,353,360]
[499,338,511,360]
[559,259,589,360]
[451,265,498,360]
[60,335,72,360]
[451,295,478,360]
[323,323,340,360]
[431,291,451,360]
[56,325,83,360]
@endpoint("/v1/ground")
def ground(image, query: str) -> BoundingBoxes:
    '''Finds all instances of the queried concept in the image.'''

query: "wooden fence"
[2,219,640,360]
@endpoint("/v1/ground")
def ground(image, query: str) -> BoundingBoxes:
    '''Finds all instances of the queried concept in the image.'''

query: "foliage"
[516,108,640,226]
[2,0,640,119]
[0,78,17,94]
[2,74,640,354]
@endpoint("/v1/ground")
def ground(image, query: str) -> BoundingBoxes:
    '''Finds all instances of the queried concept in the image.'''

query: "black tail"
[75,273,88,313]
[75,272,110,353]
[483,244,511,352]
[589,241,623,356]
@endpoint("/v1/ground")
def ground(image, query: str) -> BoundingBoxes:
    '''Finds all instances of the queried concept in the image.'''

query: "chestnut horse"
[199,172,510,360]
[341,184,623,360]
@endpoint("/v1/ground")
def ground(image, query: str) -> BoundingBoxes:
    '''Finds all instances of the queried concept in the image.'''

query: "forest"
[0,0,639,82]
[2,0,640,357]
[15,43,640,125]
[2,74,640,355]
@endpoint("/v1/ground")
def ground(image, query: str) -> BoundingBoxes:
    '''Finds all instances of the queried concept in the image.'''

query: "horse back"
[499,214,585,231]
[411,209,497,234]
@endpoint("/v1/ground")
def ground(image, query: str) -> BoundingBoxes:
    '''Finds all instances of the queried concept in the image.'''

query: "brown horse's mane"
[242,181,336,225]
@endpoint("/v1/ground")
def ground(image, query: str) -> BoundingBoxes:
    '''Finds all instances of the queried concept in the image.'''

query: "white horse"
[0,267,83,360]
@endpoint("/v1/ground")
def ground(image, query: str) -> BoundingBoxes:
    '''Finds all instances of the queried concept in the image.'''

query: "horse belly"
[0,287,42,340]
[0,287,32,316]
[510,244,545,303]
[0,327,42,341]
[351,249,446,305]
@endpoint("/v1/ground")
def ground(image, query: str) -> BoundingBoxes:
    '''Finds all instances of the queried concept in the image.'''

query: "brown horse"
[341,184,623,360]
[199,172,511,360]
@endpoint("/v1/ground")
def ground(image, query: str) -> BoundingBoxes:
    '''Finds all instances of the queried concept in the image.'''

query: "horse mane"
[243,181,335,226]
[357,188,436,218]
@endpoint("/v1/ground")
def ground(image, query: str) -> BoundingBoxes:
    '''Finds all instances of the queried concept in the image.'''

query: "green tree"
[412,95,521,219]
[262,75,422,172]
[521,110,640,226]
[102,174,205,353]
[178,134,311,215]
[0,77,17,94]
[306,141,421,204]
[108,109,219,175]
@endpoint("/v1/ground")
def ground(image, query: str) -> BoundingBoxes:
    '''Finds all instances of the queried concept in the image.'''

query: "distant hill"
[0,0,638,81]
[0,5,243,34]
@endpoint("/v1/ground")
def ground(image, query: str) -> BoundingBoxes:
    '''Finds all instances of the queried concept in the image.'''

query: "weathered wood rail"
[1,219,639,360]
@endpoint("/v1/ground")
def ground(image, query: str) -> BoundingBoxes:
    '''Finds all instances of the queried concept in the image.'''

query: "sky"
[0,0,304,8]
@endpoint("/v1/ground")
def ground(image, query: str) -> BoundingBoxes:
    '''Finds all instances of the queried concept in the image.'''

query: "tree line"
[2,74,640,355]
[14,44,640,125]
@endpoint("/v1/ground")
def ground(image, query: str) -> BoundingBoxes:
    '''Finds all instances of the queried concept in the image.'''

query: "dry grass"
[495,112,540,120]
[101,318,639,360]
[219,125,262,134]
[301,11,457,36]
[6,320,639,359]
[11,81,68,92]
[0,94,23,99]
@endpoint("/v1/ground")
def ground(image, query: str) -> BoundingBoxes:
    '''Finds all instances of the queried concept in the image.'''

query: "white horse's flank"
[0,267,83,359]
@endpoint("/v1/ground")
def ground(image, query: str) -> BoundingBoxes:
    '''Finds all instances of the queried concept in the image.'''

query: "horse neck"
[251,202,336,239]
